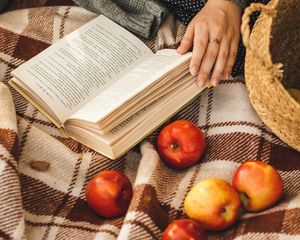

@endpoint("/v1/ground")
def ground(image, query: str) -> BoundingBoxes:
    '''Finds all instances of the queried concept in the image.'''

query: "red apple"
[232,160,284,212]
[162,219,207,240]
[157,120,206,169]
[184,178,241,231]
[86,170,133,218]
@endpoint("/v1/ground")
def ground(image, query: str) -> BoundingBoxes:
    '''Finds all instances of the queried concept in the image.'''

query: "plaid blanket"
[0,1,299,239]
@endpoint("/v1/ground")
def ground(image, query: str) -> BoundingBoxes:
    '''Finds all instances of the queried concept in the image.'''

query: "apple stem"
[221,208,226,213]
[170,143,180,150]
[240,192,249,203]
[122,189,126,197]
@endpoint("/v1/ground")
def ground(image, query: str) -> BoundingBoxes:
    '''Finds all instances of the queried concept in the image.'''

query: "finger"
[223,36,239,79]
[177,24,194,54]
[211,35,230,86]
[197,37,220,87]
[189,26,209,77]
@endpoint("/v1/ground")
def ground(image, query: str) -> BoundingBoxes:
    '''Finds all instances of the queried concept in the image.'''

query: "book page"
[12,15,153,124]
[70,49,192,123]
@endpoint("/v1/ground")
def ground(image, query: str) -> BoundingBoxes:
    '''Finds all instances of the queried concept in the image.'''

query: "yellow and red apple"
[184,178,241,231]
[232,160,284,212]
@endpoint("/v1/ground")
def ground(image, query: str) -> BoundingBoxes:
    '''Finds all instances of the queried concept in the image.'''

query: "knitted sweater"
[73,0,168,39]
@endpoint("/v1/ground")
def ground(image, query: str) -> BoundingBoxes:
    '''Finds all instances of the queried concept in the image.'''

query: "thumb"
[177,24,194,54]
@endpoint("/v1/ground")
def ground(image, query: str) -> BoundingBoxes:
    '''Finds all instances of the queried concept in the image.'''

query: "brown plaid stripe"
[0,2,299,240]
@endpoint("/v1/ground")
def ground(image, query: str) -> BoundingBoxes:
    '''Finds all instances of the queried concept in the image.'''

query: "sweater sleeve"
[73,0,168,39]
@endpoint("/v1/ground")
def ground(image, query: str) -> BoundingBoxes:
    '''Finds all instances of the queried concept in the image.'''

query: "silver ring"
[208,38,221,44]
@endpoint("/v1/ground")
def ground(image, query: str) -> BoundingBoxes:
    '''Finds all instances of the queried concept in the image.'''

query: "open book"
[9,15,206,159]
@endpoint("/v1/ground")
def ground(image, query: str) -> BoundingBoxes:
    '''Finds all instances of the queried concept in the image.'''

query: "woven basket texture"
[242,0,300,151]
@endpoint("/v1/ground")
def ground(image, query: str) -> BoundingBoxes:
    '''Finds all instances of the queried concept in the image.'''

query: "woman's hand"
[177,0,242,87]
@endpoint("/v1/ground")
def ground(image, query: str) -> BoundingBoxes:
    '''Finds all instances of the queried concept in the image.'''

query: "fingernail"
[211,78,218,86]
[197,78,205,87]
[190,66,198,76]
[177,45,185,53]
[225,74,230,80]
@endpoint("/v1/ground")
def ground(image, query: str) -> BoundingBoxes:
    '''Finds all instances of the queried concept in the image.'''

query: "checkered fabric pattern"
[0,1,299,239]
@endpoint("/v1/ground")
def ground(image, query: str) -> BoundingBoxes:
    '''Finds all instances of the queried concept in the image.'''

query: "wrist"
[226,0,248,10]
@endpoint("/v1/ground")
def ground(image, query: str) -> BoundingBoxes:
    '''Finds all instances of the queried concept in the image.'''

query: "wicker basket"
[241,0,300,151]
